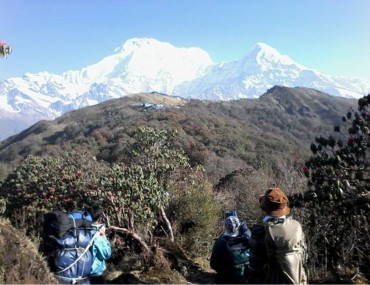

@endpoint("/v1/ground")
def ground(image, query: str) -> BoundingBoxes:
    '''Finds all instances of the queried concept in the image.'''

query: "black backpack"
[222,235,250,281]
[43,210,93,239]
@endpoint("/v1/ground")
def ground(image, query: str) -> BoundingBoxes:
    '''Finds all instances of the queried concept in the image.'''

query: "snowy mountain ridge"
[1,37,370,140]
[173,42,369,100]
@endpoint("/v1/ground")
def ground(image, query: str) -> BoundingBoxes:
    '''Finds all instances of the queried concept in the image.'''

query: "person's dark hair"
[88,205,103,222]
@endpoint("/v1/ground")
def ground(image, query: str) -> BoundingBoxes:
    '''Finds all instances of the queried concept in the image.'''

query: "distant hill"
[0,86,357,182]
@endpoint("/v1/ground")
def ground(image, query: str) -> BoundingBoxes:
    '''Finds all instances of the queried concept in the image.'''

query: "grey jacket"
[264,217,307,284]
[249,217,307,284]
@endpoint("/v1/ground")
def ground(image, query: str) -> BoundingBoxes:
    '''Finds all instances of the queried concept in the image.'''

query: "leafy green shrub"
[97,163,165,235]
[167,169,220,257]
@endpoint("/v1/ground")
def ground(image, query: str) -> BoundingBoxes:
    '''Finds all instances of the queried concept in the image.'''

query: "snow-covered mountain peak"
[252,42,278,54]
[59,37,213,89]
[115,37,213,64]
[246,42,303,70]
[109,38,214,94]
[174,41,370,100]
[115,37,162,54]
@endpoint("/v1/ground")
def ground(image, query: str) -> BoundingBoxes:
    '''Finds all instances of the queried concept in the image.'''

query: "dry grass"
[0,218,57,284]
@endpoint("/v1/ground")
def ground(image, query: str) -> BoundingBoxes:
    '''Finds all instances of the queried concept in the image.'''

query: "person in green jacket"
[88,206,112,284]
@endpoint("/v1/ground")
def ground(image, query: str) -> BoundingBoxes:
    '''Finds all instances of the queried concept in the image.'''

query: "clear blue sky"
[1,0,369,81]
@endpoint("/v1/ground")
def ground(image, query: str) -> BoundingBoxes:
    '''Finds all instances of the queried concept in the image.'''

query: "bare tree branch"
[109,225,150,252]
[160,206,174,242]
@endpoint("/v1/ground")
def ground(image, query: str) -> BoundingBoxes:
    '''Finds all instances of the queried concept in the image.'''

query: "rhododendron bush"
[290,94,370,279]
[0,127,219,254]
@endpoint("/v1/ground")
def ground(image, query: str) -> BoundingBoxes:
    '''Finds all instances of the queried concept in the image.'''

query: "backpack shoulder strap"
[220,235,231,242]
[55,230,100,275]
[265,217,286,225]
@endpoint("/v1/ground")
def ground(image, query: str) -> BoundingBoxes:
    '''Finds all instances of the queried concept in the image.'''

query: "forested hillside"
[1,86,368,284]
[0,86,356,182]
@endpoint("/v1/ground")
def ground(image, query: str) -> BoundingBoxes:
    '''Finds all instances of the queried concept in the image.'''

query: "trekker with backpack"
[88,206,112,284]
[41,210,98,284]
[210,212,250,284]
[248,188,307,284]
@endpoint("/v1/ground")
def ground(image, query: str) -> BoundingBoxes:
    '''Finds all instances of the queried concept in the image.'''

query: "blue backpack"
[42,210,97,283]
[43,210,93,238]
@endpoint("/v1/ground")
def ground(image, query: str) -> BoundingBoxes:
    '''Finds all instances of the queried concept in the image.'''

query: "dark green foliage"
[0,88,357,185]
[0,127,219,262]
[290,94,370,279]
[167,171,220,256]
[0,152,106,234]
